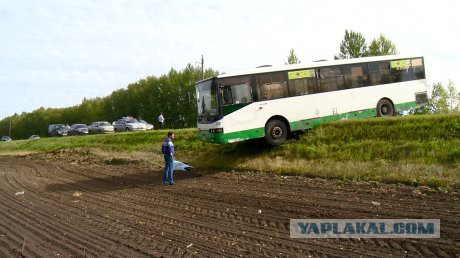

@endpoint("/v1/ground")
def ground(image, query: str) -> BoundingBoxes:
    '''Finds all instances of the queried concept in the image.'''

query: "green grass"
[1,113,459,189]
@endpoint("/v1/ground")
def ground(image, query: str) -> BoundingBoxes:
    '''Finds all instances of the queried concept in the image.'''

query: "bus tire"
[265,119,288,146]
[376,99,395,117]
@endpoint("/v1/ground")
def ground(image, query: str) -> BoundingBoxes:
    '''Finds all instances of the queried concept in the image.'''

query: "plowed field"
[0,157,458,257]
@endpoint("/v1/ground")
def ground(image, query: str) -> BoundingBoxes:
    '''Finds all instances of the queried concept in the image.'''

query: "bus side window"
[412,58,425,79]
[369,61,391,85]
[219,76,252,104]
[287,69,317,96]
[343,64,369,88]
[231,84,252,104]
[399,58,425,81]
[318,67,344,92]
[256,72,288,100]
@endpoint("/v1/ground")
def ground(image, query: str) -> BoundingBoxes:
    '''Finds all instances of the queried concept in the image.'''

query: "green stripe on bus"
[222,103,251,116]
[290,108,377,131]
[395,101,417,111]
[199,127,264,144]
[200,101,417,144]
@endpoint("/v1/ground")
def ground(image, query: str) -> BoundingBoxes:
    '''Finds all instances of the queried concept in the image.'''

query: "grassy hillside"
[1,114,459,189]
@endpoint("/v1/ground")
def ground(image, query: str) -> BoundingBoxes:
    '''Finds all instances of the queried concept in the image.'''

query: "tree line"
[0,65,218,139]
[1,30,459,139]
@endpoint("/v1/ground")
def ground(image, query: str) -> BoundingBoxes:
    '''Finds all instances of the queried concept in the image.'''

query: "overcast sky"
[1,0,459,120]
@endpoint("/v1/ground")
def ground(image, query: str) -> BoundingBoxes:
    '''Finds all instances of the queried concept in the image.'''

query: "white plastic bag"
[173,160,192,171]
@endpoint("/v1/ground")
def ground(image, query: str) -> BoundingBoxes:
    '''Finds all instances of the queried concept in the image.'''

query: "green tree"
[368,34,398,56]
[0,64,219,139]
[335,30,368,59]
[446,81,460,112]
[430,82,450,114]
[286,49,301,64]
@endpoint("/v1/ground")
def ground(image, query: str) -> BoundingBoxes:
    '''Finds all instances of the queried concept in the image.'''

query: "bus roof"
[216,54,423,79]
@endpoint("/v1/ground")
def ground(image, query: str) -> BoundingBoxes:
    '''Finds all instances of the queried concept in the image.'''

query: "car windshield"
[196,79,219,123]
[100,122,111,126]
[75,124,87,128]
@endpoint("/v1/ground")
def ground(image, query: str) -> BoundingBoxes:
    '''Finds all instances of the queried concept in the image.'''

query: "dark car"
[1,136,12,141]
[48,124,68,137]
[68,124,89,136]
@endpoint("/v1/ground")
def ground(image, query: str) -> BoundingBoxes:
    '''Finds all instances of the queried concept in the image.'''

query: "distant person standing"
[157,112,164,129]
[161,131,175,185]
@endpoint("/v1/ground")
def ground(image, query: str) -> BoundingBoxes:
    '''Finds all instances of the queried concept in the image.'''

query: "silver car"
[88,121,114,134]
[1,136,12,141]
[139,119,154,130]
[113,118,146,132]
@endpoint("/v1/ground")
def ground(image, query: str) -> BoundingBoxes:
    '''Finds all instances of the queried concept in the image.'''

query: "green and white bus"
[196,54,428,145]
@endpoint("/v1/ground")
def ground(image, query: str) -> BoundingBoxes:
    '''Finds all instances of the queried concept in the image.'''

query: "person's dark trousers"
[159,122,164,129]
[163,155,174,185]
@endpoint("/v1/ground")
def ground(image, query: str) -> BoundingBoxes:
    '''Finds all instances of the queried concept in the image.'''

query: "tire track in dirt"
[8,161,244,257]
[11,161,460,256]
[13,162,356,253]
[0,157,458,257]
[0,163,200,257]
[0,166,133,257]
[44,164,387,257]
[0,162,163,257]
[155,174,457,257]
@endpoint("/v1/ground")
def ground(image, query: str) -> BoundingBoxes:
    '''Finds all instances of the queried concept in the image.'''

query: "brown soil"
[0,156,458,257]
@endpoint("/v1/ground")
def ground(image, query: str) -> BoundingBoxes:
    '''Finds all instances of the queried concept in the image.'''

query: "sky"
[1,0,459,120]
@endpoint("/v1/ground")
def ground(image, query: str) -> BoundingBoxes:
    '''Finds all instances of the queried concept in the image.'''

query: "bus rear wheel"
[377,99,395,117]
[265,119,288,146]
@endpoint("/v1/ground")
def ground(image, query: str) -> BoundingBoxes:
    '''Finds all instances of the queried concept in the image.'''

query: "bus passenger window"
[411,58,425,79]
[394,58,425,81]
[231,84,252,104]
[256,72,288,100]
[287,69,317,96]
[343,64,369,88]
[219,76,252,105]
[369,62,391,85]
[318,67,344,92]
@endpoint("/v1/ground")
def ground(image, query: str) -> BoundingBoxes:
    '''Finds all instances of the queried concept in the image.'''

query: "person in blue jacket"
[161,131,175,185]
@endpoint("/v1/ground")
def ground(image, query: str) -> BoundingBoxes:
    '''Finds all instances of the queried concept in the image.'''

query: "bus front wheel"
[265,119,288,146]
[377,99,395,117]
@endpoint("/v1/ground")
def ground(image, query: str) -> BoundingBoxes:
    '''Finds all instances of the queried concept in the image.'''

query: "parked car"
[139,119,154,130]
[29,135,40,140]
[113,117,146,132]
[1,136,12,141]
[48,124,68,136]
[88,121,114,134]
[68,124,89,135]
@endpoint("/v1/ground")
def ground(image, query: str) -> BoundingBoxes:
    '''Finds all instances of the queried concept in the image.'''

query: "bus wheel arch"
[264,116,290,146]
[376,98,395,117]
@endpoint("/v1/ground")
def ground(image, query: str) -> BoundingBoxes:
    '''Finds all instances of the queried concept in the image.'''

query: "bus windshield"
[196,79,219,123]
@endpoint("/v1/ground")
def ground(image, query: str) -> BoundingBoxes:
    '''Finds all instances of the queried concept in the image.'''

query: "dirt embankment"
[0,154,458,257]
